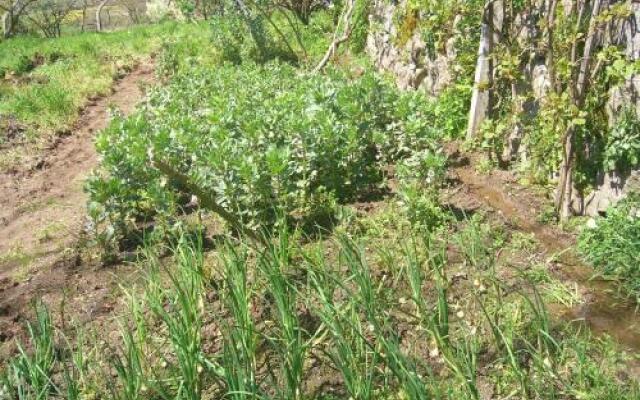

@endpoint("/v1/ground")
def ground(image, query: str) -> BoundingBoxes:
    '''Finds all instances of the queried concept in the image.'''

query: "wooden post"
[467,0,503,139]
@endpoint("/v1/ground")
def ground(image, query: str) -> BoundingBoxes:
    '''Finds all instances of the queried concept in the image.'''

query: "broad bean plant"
[87,62,441,248]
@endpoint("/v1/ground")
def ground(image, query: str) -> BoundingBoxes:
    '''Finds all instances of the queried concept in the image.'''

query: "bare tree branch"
[151,155,265,245]
[313,0,355,73]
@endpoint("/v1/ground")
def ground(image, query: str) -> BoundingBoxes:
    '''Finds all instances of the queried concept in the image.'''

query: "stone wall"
[581,2,640,215]
[365,0,455,96]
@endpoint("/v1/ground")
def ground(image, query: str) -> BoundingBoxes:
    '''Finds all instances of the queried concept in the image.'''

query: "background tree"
[26,0,78,37]
[1,0,37,37]
[275,0,324,25]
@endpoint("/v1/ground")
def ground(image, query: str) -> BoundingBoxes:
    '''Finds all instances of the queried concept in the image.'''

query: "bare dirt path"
[444,147,640,352]
[0,62,155,357]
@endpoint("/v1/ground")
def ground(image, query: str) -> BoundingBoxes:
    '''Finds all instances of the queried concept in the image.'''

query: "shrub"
[578,194,640,302]
[396,147,447,187]
[376,82,470,165]
[210,10,297,65]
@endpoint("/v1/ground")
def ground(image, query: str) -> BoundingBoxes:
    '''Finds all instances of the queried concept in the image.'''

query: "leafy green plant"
[307,250,378,400]
[258,228,307,399]
[210,13,246,64]
[396,180,447,231]
[432,82,473,140]
[396,148,447,188]
[146,238,207,399]
[218,243,262,399]
[578,194,640,302]
[604,108,640,174]
[350,0,372,54]
[2,302,57,400]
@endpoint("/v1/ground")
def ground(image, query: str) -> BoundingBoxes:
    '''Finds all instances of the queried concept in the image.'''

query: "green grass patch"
[0,22,212,139]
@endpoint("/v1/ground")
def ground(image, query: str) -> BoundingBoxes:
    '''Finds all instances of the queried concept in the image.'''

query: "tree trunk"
[3,0,38,38]
[546,0,559,92]
[81,1,87,32]
[2,10,11,38]
[555,0,603,221]
[96,0,110,32]
[313,0,355,73]
[556,128,575,220]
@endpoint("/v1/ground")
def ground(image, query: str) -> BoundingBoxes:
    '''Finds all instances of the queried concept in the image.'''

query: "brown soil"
[0,62,155,359]
[444,146,640,352]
